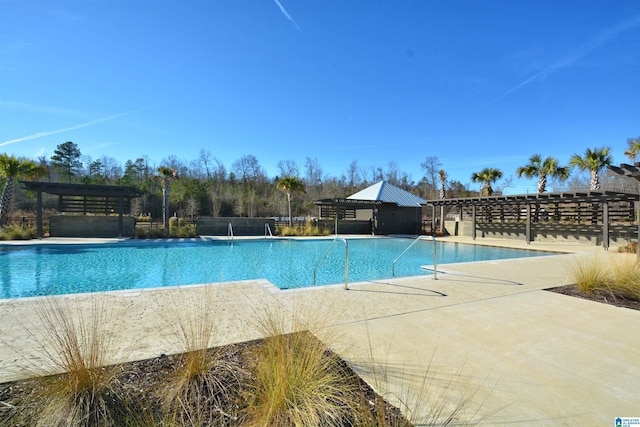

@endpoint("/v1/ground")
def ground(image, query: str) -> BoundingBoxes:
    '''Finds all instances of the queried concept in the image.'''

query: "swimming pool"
[0,238,549,299]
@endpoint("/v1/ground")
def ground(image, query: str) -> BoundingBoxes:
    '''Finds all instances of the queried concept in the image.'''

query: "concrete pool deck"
[1,235,638,425]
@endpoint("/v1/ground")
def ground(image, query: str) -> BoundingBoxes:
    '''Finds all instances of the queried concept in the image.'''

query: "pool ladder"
[227,223,234,240]
[313,238,349,290]
[392,235,438,280]
[265,223,273,238]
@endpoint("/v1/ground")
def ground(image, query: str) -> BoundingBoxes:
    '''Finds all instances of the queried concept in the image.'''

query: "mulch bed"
[545,284,640,311]
[0,336,409,426]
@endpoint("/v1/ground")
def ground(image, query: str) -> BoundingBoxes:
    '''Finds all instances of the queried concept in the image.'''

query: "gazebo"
[315,181,425,235]
[21,181,142,238]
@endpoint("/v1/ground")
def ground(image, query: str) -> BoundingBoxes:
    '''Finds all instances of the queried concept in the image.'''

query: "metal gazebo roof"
[347,181,426,207]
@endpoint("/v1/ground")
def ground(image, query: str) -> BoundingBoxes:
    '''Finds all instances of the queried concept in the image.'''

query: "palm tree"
[569,147,612,190]
[624,137,640,163]
[471,168,503,196]
[517,154,569,193]
[155,166,177,231]
[0,153,46,224]
[276,176,306,227]
[438,169,447,200]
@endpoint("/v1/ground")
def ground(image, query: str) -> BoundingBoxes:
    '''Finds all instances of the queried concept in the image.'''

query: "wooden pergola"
[314,198,383,234]
[21,181,142,239]
[426,190,639,251]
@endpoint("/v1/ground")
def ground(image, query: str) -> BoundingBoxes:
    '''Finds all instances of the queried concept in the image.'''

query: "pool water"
[0,238,548,299]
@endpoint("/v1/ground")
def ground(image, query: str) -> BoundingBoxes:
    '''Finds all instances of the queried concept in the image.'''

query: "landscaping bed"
[546,284,640,311]
[0,335,409,426]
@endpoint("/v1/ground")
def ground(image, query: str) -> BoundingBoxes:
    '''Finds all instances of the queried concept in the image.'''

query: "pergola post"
[471,205,476,240]
[526,204,532,244]
[118,196,124,238]
[636,201,640,260]
[36,190,43,240]
[431,205,436,235]
[602,201,609,251]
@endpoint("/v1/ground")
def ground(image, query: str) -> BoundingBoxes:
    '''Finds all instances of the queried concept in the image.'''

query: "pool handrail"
[392,235,438,280]
[313,238,349,290]
[265,223,273,238]
[228,223,234,240]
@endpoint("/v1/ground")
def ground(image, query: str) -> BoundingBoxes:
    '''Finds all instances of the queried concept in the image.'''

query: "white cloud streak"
[273,0,301,31]
[0,108,145,148]
[494,14,640,102]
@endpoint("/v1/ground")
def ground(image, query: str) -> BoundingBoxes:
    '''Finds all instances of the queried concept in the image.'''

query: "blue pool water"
[0,238,548,299]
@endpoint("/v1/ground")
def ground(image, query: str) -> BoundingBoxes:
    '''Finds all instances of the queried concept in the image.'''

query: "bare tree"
[420,156,441,199]
[346,160,362,190]
[232,154,264,182]
[385,161,400,185]
[276,159,300,178]
[199,149,213,179]
[184,196,200,219]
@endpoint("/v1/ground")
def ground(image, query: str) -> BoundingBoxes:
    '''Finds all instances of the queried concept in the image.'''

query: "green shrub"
[0,224,37,240]
[134,226,168,239]
[617,242,638,254]
[167,218,196,238]
[276,220,329,236]
[276,225,299,236]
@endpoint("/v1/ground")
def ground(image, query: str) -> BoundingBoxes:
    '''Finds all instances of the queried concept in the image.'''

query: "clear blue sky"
[1,0,639,194]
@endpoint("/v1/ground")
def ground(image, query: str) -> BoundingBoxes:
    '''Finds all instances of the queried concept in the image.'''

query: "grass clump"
[608,258,640,301]
[242,330,355,426]
[571,256,640,302]
[572,257,612,295]
[158,286,243,425]
[9,297,123,427]
[241,306,356,426]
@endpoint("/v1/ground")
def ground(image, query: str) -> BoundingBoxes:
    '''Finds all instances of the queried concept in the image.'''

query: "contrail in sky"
[0,108,145,148]
[493,14,640,102]
[273,0,301,31]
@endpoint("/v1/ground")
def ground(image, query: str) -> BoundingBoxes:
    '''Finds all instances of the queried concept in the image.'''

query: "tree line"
[0,137,638,225]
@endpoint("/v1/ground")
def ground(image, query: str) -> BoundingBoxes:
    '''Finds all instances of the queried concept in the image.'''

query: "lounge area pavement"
[1,236,638,425]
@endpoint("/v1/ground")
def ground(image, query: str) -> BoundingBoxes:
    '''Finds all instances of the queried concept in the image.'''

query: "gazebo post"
[526,204,531,244]
[602,200,609,251]
[471,205,476,240]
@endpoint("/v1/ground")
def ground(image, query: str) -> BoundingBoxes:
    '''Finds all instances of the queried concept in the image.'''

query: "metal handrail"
[265,223,273,238]
[313,238,349,289]
[392,235,438,280]
[227,223,234,240]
